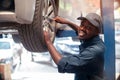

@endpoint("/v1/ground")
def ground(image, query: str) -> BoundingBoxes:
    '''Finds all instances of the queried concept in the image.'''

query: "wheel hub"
[43,18,55,41]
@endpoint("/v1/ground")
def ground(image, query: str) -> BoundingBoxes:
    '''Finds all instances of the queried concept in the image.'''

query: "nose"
[78,27,85,34]
[79,26,86,30]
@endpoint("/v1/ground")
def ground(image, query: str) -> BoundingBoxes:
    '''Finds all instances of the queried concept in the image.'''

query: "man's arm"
[53,16,79,31]
[43,16,79,65]
[44,30,62,64]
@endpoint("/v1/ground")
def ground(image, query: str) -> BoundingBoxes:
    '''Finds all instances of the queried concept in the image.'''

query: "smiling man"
[44,13,105,80]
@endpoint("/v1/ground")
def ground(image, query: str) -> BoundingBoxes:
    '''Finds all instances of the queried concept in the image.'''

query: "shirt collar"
[80,35,100,46]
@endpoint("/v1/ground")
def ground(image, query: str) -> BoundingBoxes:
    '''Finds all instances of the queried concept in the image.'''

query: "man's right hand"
[53,16,69,24]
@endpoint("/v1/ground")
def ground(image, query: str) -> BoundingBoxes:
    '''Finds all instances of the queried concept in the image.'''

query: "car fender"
[15,0,36,24]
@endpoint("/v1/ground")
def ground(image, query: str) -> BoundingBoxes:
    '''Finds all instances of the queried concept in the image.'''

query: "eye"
[86,25,92,29]
[80,23,84,27]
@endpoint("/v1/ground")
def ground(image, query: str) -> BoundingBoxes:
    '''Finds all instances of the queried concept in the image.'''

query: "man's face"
[78,20,99,40]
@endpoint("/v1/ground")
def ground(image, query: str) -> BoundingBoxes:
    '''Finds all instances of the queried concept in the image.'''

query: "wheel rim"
[42,0,57,42]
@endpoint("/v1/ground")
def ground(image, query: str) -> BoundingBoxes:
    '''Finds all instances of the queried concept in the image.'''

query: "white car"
[0,38,22,72]
[54,37,80,56]
[0,0,59,52]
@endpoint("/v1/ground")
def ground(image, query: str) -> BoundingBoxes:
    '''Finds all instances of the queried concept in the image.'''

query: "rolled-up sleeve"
[57,45,104,73]
[58,54,85,73]
[57,51,93,73]
[58,57,68,73]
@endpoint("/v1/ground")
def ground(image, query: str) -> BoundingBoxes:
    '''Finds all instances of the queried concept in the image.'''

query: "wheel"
[18,0,59,52]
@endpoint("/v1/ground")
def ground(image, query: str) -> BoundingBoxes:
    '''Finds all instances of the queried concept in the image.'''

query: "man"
[43,13,105,80]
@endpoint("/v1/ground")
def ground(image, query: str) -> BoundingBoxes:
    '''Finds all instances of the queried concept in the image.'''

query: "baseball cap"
[77,13,102,31]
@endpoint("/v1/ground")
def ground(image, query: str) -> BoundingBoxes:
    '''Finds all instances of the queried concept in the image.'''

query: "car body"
[0,38,22,72]
[54,37,80,56]
[0,0,59,52]
[0,0,35,23]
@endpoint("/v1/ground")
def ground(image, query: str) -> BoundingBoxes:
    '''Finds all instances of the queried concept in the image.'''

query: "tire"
[18,0,59,52]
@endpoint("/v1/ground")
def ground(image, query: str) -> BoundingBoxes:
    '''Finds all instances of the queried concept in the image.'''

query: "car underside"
[0,0,59,52]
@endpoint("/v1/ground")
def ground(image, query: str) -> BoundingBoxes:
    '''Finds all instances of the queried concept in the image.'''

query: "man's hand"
[53,16,69,24]
[43,27,62,64]
[43,27,51,44]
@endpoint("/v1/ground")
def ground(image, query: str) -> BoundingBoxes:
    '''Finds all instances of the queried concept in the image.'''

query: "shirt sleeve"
[57,46,103,73]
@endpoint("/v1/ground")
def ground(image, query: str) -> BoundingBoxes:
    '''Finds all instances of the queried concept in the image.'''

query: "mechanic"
[43,13,105,80]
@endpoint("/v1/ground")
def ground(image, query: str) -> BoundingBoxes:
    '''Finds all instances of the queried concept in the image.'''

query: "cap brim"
[77,17,86,20]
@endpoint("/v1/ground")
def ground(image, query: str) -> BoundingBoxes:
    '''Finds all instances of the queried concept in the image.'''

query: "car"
[0,37,22,73]
[0,0,59,52]
[54,36,80,56]
[31,52,50,62]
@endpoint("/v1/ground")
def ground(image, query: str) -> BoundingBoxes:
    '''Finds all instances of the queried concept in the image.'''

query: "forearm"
[53,16,79,31]
[46,41,62,64]
[66,20,79,31]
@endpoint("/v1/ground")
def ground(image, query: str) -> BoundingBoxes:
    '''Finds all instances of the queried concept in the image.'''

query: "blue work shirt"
[57,35,105,80]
